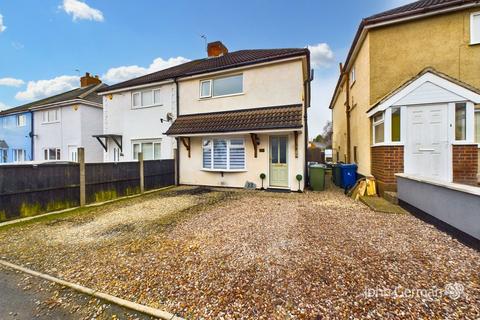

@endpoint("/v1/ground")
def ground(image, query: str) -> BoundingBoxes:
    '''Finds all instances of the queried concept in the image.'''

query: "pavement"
[0,265,153,320]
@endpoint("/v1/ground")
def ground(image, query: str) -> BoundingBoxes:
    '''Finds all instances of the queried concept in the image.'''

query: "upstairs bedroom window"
[132,88,162,109]
[471,12,480,44]
[200,74,243,98]
[16,114,26,127]
[202,138,245,171]
[42,108,59,123]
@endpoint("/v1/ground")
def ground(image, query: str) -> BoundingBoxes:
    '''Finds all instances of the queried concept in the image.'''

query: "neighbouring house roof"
[0,83,106,116]
[165,104,303,136]
[0,140,8,149]
[366,68,480,116]
[329,0,479,109]
[98,48,309,93]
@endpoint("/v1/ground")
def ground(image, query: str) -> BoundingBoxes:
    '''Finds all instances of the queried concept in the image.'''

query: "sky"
[0,0,413,137]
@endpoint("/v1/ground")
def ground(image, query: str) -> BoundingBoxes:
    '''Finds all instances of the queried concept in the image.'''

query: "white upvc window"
[199,74,243,99]
[132,140,161,160]
[471,12,480,45]
[475,110,480,145]
[44,148,61,160]
[350,67,356,86]
[13,149,25,162]
[42,108,60,123]
[16,114,26,127]
[132,88,162,109]
[372,112,385,144]
[202,138,246,171]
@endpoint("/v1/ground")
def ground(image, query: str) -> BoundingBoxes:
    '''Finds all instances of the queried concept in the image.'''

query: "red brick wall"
[452,145,478,186]
[371,146,404,193]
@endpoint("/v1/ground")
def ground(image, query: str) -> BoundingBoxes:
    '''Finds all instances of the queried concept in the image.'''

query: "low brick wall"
[452,144,478,186]
[371,145,404,194]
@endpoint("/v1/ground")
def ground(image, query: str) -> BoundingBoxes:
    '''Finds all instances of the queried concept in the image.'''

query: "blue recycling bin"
[339,164,357,190]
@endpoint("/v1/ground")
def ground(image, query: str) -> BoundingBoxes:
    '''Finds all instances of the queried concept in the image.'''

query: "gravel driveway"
[0,186,478,319]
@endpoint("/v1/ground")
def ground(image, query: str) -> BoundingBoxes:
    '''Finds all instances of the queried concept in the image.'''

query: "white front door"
[68,146,78,162]
[405,104,450,182]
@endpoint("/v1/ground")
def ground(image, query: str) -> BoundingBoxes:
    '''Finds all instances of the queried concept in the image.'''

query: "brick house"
[330,0,480,194]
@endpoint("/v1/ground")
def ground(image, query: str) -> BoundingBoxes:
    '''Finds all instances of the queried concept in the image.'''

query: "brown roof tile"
[99,48,309,93]
[165,104,303,136]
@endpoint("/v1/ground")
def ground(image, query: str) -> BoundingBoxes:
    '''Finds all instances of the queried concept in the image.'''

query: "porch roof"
[0,140,8,149]
[165,104,303,136]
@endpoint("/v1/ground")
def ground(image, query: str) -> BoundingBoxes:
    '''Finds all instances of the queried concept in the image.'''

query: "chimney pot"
[207,41,228,57]
[80,72,101,87]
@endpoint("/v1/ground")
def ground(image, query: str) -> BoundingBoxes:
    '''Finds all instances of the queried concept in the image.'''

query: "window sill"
[201,168,247,173]
[42,121,60,125]
[469,41,480,46]
[451,141,477,146]
[371,142,404,147]
[131,104,164,110]
[198,92,244,101]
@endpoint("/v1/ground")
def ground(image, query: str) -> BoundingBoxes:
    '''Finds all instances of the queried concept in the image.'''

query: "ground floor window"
[113,147,120,162]
[132,140,161,160]
[0,149,7,163]
[203,138,245,170]
[372,113,385,144]
[44,148,61,160]
[474,110,480,143]
[13,149,25,162]
[455,103,467,141]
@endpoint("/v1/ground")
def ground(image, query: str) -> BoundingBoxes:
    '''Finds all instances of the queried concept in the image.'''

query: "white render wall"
[102,82,177,162]
[33,104,103,163]
[178,59,305,115]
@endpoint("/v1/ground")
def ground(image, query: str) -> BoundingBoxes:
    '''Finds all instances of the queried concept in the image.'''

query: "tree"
[313,121,332,148]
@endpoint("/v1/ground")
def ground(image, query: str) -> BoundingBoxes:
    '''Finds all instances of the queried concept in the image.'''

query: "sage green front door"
[269,136,288,188]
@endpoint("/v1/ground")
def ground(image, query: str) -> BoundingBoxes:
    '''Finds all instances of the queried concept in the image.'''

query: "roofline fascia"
[166,127,303,137]
[329,1,480,109]
[99,52,308,95]
[28,99,102,111]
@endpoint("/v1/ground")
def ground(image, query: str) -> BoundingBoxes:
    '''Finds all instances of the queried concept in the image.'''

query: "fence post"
[139,152,144,194]
[78,147,86,207]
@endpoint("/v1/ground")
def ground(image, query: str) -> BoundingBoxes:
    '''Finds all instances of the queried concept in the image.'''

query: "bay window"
[202,138,245,171]
[373,113,385,144]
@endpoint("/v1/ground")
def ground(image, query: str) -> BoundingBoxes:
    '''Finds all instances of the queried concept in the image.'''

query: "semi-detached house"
[99,42,312,191]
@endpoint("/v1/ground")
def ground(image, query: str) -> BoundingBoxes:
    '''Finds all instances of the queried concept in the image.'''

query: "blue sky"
[0,0,411,136]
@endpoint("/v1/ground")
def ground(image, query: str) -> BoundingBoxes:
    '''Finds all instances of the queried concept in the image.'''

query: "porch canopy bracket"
[294,131,299,158]
[92,134,123,152]
[250,133,259,158]
[181,137,191,158]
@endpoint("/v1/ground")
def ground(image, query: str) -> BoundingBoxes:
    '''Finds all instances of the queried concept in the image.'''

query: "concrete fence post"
[78,147,86,207]
[139,152,144,194]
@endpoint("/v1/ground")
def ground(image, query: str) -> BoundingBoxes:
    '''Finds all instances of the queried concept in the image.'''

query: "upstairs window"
[132,88,162,109]
[16,114,26,127]
[199,74,243,98]
[471,12,480,44]
[42,108,59,123]
[350,67,356,86]
[372,112,385,144]
[202,138,245,170]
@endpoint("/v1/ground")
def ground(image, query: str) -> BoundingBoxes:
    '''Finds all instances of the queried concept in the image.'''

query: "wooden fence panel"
[0,159,174,221]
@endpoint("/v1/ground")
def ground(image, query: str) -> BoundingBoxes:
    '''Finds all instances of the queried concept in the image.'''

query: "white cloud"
[0,14,6,32]
[0,102,10,111]
[0,78,25,87]
[308,43,335,69]
[60,0,104,22]
[102,56,191,84]
[15,75,79,101]
[308,71,339,138]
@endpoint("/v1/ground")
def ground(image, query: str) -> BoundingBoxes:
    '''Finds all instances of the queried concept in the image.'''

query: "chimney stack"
[207,41,228,57]
[80,72,102,87]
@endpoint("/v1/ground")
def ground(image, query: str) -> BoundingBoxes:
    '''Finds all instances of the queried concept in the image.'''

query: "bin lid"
[340,163,358,168]
[310,164,327,168]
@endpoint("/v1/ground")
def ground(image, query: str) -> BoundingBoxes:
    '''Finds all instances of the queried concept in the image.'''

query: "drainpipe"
[304,51,312,187]
[174,78,180,186]
[30,110,34,161]
[340,63,351,163]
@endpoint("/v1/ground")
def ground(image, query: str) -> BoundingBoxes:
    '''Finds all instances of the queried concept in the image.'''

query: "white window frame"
[13,149,25,163]
[372,112,385,145]
[132,140,162,160]
[350,67,356,87]
[42,108,60,124]
[202,138,246,172]
[475,109,480,147]
[450,101,475,145]
[199,74,244,99]
[131,88,162,109]
[44,148,61,161]
[16,114,26,127]
[470,12,480,45]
